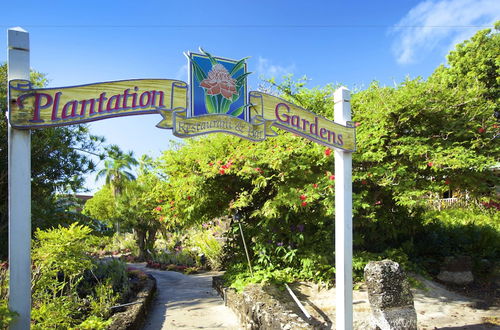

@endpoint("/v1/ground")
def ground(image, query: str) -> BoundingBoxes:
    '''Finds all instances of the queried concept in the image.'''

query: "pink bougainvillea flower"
[324,148,332,156]
[329,175,335,180]
[301,201,308,207]
[219,169,226,175]
[200,64,238,100]
[300,194,307,200]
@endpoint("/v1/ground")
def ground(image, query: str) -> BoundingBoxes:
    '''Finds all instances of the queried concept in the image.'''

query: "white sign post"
[7,27,32,330]
[334,87,353,330]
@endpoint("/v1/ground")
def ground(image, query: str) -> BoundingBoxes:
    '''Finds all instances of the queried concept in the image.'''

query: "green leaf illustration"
[228,104,249,117]
[205,94,217,113]
[220,97,233,114]
[200,48,218,66]
[229,57,249,76]
[235,72,251,88]
[191,59,207,83]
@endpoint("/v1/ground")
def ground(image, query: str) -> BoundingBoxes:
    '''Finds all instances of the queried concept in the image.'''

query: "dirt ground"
[291,274,500,329]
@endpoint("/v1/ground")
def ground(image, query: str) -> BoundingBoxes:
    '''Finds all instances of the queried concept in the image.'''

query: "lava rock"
[364,260,417,330]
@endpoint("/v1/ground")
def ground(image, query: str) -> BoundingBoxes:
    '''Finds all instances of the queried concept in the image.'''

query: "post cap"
[8,27,29,51]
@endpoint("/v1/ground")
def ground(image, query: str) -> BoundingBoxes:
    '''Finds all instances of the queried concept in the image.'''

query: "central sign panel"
[8,49,356,151]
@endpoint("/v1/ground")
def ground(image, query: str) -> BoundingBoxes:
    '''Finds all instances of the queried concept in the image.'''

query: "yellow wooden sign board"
[9,79,355,151]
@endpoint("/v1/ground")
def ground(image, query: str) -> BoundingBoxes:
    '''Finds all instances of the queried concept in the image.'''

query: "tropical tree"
[96,145,138,198]
[95,145,138,232]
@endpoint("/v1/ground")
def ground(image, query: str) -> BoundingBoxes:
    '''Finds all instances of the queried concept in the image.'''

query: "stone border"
[213,276,320,329]
[108,274,157,330]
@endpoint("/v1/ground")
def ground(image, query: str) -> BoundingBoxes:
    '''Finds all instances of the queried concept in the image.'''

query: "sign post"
[334,87,353,330]
[7,27,32,330]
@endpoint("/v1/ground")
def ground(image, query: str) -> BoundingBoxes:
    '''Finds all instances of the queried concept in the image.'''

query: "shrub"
[189,229,224,270]
[30,224,126,328]
[0,301,18,329]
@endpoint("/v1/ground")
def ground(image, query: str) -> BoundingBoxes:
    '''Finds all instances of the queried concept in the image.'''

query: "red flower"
[255,168,262,173]
[155,206,162,211]
[200,64,238,100]
[313,183,318,188]
[478,127,485,133]
[301,201,308,207]
[329,175,335,180]
[324,148,332,156]
[445,179,450,185]
[219,169,225,175]
[300,194,307,200]
[427,162,433,167]
[187,196,192,200]
[361,180,367,185]
[208,162,213,166]
[374,201,382,205]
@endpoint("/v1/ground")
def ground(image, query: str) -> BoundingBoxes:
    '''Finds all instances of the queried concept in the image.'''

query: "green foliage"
[31,296,77,329]
[0,301,18,329]
[417,207,500,272]
[75,315,113,330]
[83,185,117,228]
[86,259,130,295]
[30,225,124,328]
[32,224,94,296]
[108,233,140,255]
[88,279,119,319]
[0,262,17,328]
[188,223,225,270]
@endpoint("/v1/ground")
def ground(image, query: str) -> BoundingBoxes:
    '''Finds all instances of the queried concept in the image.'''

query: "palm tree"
[96,145,138,232]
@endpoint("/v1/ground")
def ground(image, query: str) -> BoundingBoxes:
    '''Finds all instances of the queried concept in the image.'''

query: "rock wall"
[109,274,157,330]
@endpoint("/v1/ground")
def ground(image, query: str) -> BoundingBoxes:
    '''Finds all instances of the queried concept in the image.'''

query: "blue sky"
[1,0,498,193]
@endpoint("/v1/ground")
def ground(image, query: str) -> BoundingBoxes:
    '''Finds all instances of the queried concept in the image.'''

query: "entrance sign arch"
[7,27,355,329]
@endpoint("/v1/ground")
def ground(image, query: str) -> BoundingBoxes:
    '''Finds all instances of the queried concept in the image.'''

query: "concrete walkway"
[132,263,240,329]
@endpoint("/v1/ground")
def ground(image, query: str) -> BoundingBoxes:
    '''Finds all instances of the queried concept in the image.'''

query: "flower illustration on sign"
[200,64,238,99]
[190,48,250,117]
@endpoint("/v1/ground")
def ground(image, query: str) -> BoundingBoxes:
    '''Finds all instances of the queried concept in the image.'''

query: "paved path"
[131,263,240,329]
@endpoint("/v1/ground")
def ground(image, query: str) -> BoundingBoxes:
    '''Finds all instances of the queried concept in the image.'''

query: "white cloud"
[256,57,296,79]
[391,0,500,64]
